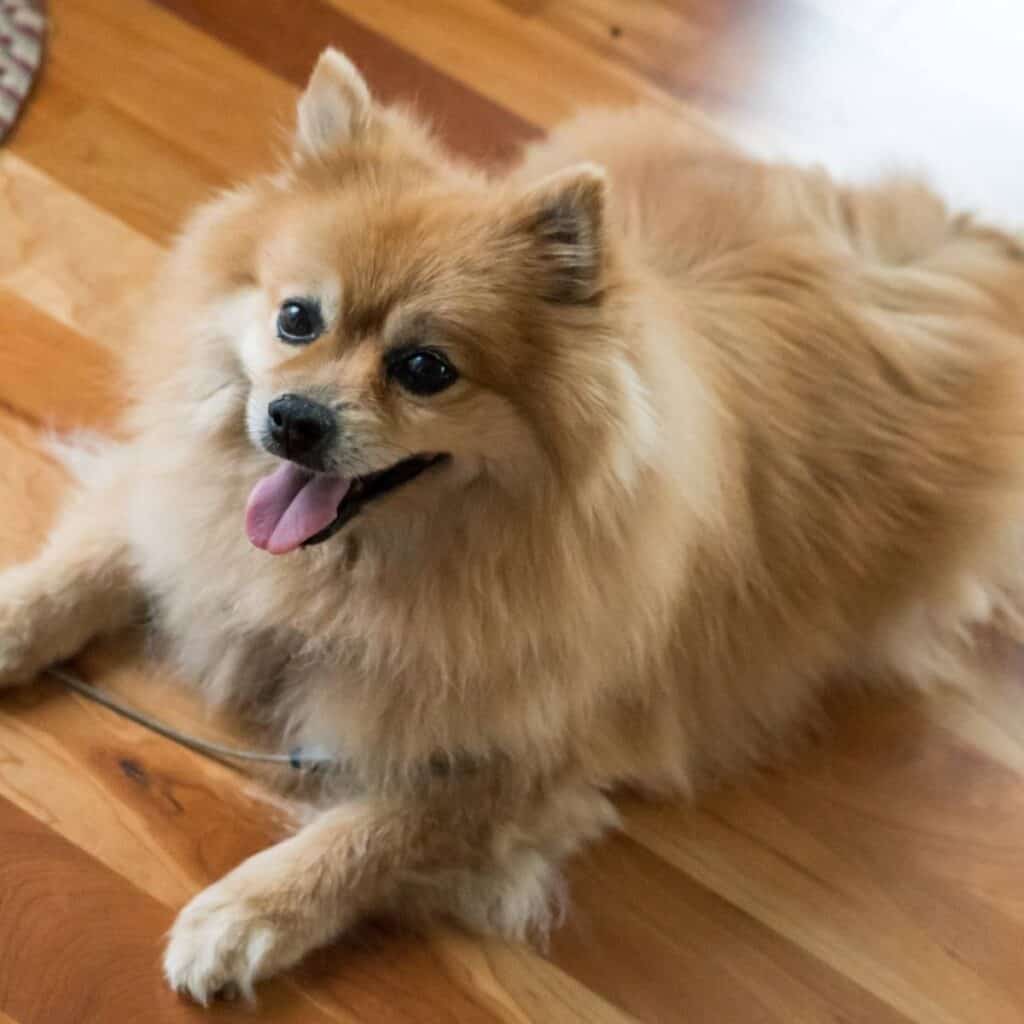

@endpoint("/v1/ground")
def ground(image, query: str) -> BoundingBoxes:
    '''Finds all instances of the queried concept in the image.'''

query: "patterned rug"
[0,0,45,143]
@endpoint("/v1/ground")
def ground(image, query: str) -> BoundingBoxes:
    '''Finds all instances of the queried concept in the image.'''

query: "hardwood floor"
[1,1,1023,1021]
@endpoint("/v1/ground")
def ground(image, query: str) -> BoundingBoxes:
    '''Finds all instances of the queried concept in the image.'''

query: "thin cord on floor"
[47,665,336,773]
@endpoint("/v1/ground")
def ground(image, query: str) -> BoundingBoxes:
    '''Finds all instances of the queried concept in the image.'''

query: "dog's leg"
[164,776,618,1003]
[0,488,140,687]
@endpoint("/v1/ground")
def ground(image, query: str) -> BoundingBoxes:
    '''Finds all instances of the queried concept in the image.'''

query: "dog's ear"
[296,48,372,157]
[514,164,607,304]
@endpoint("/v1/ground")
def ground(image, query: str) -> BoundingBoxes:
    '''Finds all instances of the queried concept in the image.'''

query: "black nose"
[267,394,337,463]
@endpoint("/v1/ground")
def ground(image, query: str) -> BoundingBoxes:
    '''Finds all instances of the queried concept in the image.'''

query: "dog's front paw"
[164,847,345,1005]
[164,878,303,1004]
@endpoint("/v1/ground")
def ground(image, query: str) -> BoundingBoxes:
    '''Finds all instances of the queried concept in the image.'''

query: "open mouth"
[245,454,448,555]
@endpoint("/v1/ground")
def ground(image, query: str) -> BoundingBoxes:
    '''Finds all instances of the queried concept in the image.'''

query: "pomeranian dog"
[3,47,1024,1003]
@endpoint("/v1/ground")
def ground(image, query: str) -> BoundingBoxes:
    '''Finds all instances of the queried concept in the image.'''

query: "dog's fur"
[3,48,1024,1002]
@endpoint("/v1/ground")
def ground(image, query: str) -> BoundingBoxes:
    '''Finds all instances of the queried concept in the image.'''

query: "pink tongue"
[245,462,352,555]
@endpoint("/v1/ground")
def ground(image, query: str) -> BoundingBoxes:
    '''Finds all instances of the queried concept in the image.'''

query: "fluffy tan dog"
[3,48,1024,1002]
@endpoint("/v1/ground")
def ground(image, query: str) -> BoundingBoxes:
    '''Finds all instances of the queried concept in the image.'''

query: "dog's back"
[515,108,1024,785]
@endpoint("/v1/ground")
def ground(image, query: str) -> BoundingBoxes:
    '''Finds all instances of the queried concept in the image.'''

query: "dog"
[2,47,1024,1003]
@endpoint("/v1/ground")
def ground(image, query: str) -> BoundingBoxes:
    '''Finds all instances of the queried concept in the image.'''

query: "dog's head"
[180,49,638,555]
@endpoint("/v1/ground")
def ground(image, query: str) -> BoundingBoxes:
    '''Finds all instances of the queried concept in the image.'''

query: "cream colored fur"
[3,47,1024,1003]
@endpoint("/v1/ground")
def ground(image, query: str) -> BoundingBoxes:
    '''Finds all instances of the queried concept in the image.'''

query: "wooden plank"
[0,794,341,1024]
[289,926,638,1024]
[624,693,1024,1024]
[42,0,294,178]
[0,290,123,432]
[0,669,291,913]
[515,0,745,104]
[11,74,226,242]
[153,0,541,163]
[322,0,680,127]
[290,927,528,1024]
[553,830,914,1024]
[0,154,162,354]
[430,933,641,1024]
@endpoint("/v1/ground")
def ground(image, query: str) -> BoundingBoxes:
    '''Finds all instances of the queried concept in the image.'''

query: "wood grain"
[534,0,742,102]
[0,290,122,431]
[324,0,678,126]
[13,80,225,242]
[554,829,915,1024]
[0,154,162,351]
[0,794,342,1024]
[154,0,540,164]
[40,0,295,177]
[1,1,1023,1021]
[625,692,1024,1024]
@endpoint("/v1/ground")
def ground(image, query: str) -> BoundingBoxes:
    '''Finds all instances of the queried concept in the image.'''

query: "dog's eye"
[277,298,324,345]
[388,349,458,396]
